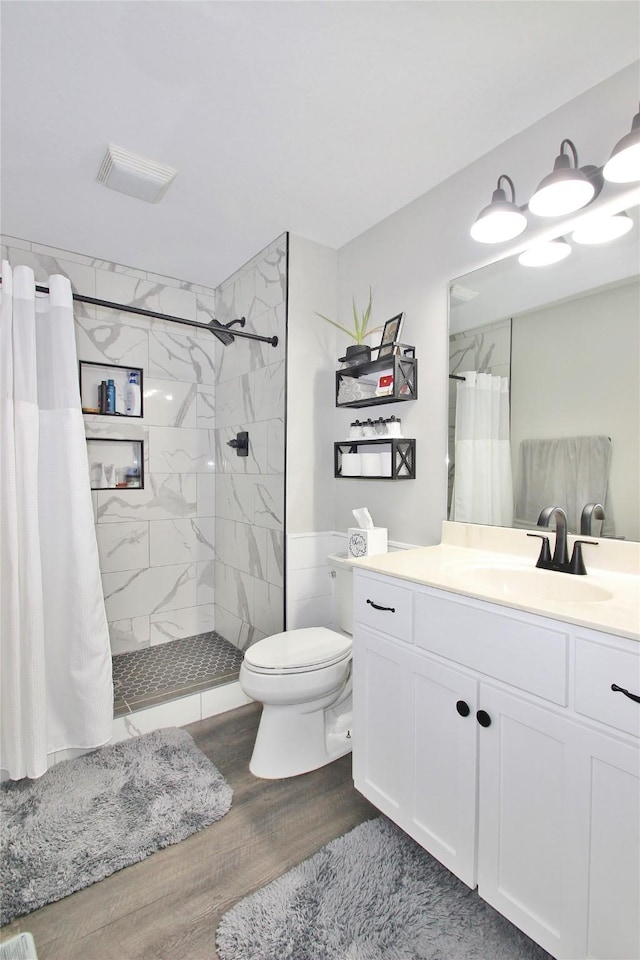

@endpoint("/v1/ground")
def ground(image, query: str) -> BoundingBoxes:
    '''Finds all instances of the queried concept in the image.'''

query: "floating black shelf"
[336,346,417,408]
[334,438,416,480]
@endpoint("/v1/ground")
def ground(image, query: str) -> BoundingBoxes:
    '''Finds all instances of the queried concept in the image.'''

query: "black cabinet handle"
[611,683,640,704]
[456,700,470,717]
[366,599,396,613]
[476,710,492,728]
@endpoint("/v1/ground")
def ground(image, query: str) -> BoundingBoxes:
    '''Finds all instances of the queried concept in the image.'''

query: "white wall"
[287,234,338,534]
[333,63,639,546]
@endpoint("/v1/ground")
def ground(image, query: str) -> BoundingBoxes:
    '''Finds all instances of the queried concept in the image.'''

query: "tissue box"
[347,526,388,559]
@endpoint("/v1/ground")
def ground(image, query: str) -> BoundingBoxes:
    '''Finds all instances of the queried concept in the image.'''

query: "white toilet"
[239,553,355,779]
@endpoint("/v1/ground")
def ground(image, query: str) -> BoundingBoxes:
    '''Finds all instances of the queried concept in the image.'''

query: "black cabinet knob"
[456,700,470,717]
[476,709,492,728]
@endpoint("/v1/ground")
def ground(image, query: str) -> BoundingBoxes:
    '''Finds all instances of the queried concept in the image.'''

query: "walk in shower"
[1,231,287,728]
[110,233,288,716]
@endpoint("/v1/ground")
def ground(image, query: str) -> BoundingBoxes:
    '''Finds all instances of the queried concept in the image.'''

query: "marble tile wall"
[448,318,512,514]
[213,234,287,650]
[1,234,219,654]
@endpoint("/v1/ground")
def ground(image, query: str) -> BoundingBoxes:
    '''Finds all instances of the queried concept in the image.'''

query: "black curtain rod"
[449,374,466,381]
[0,277,278,347]
[69,291,278,347]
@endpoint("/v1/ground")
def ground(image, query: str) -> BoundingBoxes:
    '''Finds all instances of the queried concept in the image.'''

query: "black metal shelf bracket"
[336,349,417,407]
[333,438,416,480]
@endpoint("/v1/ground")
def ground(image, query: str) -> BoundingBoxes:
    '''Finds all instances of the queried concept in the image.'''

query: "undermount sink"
[451,564,613,603]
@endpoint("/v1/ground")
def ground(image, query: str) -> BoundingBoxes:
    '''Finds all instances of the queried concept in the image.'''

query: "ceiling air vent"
[450,284,479,304]
[96,144,177,203]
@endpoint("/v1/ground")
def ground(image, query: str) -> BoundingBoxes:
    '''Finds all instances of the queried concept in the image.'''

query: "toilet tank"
[327,553,356,635]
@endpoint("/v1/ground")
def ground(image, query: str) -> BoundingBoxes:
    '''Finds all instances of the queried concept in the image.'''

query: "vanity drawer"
[354,572,413,643]
[414,589,569,704]
[575,638,640,738]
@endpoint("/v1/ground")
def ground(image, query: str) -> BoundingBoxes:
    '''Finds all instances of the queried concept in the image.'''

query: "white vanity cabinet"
[352,568,640,960]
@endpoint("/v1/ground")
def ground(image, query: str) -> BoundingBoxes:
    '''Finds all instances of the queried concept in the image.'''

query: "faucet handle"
[527,533,552,566]
[569,539,598,576]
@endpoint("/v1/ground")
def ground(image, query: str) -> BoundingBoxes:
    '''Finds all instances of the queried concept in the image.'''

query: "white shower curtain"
[0,263,113,780]
[450,371,514,526]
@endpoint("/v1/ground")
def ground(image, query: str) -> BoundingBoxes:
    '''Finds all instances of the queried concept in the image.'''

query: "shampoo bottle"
[106,379,116,414]
[125,372,141,416]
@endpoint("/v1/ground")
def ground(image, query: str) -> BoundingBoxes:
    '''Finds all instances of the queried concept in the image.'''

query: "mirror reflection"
[448,204,639,542]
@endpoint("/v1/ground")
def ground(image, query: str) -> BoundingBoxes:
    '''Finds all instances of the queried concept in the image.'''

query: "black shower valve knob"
[227,431,249,457]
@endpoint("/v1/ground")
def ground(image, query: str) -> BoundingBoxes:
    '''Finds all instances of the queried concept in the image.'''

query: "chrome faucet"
[580,502,605,536]
[527,504,598,575]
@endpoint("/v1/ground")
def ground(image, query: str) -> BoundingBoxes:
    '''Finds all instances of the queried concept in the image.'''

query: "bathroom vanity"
[351,524,640,960]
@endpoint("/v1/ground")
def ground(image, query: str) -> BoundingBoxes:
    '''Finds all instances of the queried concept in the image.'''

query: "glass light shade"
[518,239,572,267]
[470,201,527,243]
[603,127,640,183]
[572,212,634,245]
[528,168,595,217]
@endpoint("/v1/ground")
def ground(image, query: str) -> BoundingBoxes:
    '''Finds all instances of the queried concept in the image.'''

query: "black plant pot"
[339,344,371,366]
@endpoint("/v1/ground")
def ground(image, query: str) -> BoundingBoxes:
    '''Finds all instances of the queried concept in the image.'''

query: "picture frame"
[377,312,404,359]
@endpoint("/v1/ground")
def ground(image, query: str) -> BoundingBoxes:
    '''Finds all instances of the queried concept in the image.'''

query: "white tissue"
[352,507,374,529]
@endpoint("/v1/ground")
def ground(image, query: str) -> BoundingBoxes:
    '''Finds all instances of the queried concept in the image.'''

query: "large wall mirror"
[448,200,639,542]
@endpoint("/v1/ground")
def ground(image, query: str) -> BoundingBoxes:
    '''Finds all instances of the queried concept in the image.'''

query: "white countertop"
[351,523,640,641]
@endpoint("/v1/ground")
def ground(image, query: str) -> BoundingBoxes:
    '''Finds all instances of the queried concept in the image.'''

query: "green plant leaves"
[316,285,378,344]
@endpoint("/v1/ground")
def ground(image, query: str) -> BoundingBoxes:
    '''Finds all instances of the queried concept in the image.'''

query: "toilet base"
[249,699,353,779]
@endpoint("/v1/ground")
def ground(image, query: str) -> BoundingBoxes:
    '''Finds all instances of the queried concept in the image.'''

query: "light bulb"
[603,109,640,184]
[529,140,595,218]
[518,239,572,267]
[470,175,527,244]
[470,205,527,243]
[572,212,634,245]
[528,175,594,218]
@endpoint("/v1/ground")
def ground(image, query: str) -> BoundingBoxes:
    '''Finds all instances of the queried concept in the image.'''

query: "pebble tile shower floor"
[112,632,244,717]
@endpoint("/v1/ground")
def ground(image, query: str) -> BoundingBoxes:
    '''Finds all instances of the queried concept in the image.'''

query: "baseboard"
[110,681,251,744]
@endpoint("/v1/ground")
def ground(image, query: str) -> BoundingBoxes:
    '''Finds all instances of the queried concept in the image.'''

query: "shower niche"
[80,361,144,418]
[86,438,144,490]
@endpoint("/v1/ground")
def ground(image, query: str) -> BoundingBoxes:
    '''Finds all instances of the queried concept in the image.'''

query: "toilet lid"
[244,627,351,672]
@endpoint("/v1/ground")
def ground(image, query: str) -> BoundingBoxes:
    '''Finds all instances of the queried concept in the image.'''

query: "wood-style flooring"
[1,702,376,960]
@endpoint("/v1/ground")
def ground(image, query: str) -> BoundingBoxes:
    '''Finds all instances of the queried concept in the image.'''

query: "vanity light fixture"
[603,103,640,183]
[528,139,596,217]
[518,237,572,267]
[572,210,634,245]
[469,174,527,243]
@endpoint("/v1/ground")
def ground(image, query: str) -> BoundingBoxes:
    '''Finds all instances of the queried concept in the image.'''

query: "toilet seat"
[243,627,351,675]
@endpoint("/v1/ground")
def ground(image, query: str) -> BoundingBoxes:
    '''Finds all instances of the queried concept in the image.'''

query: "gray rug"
[216,816,553,960]
[1,727,232,925]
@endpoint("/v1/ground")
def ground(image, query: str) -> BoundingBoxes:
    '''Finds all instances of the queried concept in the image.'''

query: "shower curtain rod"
[0,277,279,347]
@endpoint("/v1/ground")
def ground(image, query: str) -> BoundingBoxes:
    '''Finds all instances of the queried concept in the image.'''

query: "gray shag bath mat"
[216,816,552,960]
[1,727,232,925]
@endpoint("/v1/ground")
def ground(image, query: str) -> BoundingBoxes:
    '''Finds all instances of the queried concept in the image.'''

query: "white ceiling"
[1,1,638,288]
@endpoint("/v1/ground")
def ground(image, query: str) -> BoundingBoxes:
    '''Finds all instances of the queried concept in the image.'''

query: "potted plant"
[316,286,378,365]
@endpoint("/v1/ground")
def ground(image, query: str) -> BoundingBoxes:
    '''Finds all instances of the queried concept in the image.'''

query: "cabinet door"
[477,685,575,959]
[352,629,410,821]
[408,653,478,888]
[572,725,640,960]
